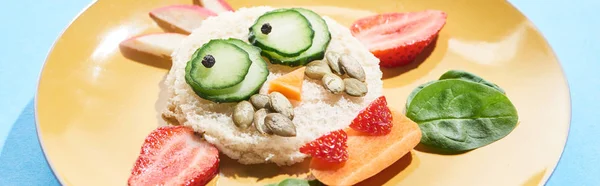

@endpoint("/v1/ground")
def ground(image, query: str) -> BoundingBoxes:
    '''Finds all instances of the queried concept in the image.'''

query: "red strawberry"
[349,96,393,135]
[128,126,219,186]
[299,129,348,163]
[350,10,447,67]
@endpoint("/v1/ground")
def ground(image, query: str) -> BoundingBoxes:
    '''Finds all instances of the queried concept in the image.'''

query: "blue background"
[0,0,598,185]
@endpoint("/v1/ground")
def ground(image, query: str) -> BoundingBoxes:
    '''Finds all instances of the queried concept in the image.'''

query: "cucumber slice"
[261,8,331,66]
[186,38,269,103]
[249,9,314,57]
[188,39,251,89]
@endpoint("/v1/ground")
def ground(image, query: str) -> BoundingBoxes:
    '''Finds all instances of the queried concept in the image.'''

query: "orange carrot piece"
[268,67,305,101]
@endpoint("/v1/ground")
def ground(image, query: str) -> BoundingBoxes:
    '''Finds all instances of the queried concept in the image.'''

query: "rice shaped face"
[164,6,383,166]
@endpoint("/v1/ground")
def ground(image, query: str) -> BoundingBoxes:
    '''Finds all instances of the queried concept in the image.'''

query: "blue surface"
[0,0,598,185]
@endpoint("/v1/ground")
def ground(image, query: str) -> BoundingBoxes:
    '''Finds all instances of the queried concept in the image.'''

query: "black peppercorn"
[201,55,215,68]
[261,23,272,34]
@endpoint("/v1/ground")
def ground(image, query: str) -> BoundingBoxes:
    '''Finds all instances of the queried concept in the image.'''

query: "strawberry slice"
[299,129,348,163]
[350,10,447,67]
[349,96,393,135]
[128,126,219,186]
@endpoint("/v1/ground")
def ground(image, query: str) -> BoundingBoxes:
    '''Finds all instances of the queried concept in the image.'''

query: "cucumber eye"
[261,23,272,34]
[202,55,216,68]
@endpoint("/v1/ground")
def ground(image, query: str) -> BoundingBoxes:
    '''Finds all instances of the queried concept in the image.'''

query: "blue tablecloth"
[1,0,598,185]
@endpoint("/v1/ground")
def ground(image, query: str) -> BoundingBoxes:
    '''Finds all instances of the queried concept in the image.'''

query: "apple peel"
[194,0,234,13]
[119,33,187,62]
[149,5,217,34]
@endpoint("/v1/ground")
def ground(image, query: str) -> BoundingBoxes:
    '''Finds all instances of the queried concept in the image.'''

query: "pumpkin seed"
[265,113,297,137]
[254,108,272,135]
[326,52,344,75]
[344,78,368,97]
[233,101,254,129]
[322,73,345,94]
[339,55,366,82]
[250,94,270,110]
[305,60,332,79]
[269,92,294,119]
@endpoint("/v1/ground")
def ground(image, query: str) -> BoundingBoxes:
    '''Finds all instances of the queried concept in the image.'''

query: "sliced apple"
[119,33,187,62]
[149,5,217,34]
[193,0,234,13]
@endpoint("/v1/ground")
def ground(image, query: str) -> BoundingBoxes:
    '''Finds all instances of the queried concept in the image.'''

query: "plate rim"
[501,1,573,184]
[33,0,573,185]
[33,0,98,185]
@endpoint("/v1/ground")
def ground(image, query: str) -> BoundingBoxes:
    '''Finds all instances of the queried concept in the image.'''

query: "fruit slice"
[187,39,251,90]
[350,10,447,67]
[249,9,314,57]
[300,129,348,163]
[310,110,422,186]
[268,67,305,101]
[149,5,217,34]
[185,39,269,103]
[128,126,219,186]
[194,0,234,13]
[349,96,393,135]
[119,33,187,60]
[261,8,331,67]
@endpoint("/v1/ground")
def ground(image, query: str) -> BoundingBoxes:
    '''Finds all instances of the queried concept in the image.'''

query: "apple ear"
[119,33,187,69]
[149,5,217,34]
[193,0,234,14]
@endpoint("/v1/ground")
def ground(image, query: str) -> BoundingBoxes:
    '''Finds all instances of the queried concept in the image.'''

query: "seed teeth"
[232,101,254,129]
[322,73,345,94]
[264,113,296,137]
[326,52,344,76]
[343,78,368,97]
[339,54,366,82]
[305,60,332,79]
[268,92,294,119]
[250,94,270,110]
[254,108,271,135]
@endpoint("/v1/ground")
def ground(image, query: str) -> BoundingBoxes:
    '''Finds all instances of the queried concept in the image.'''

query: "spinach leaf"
[406,81,436,110]
[265,178,324,186]
[439,70,505,94]
[406,70,505,111]
[406,79,518,152]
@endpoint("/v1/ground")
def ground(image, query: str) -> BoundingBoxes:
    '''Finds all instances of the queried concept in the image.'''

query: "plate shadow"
[381,36,440,80]
[0,99,60,185]
[219,154,311,182]
[355,151,418,186]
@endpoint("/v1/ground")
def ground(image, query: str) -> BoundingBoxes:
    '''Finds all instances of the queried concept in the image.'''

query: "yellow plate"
[36,0,570,185]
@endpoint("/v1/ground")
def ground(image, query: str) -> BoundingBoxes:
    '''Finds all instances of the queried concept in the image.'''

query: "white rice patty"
[166,6,383,166]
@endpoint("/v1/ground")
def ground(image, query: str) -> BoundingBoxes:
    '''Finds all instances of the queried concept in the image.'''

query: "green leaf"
[406,79,518,152]
[279,179,310,186]
[406,81,437,110]
[264,178,324,186]
[406,70,506,111]
[439,70,505,94]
